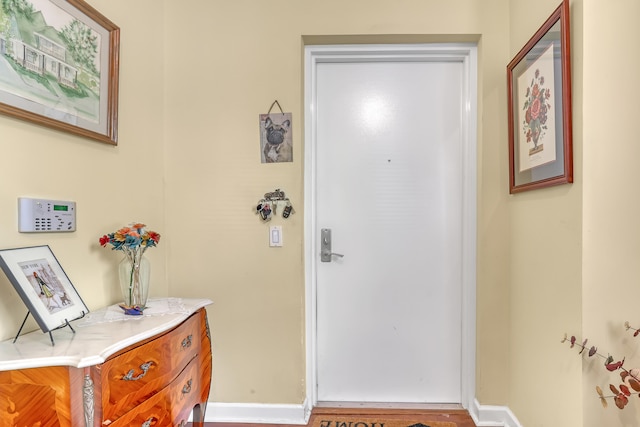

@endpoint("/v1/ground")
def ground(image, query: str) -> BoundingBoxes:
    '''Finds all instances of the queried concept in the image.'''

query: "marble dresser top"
[0,297,212,371]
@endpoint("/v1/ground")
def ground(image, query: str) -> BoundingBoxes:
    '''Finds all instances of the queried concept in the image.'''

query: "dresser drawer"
[168,357,202,426]
[98,312,202,424]
[0,366,75,427]
[107,357,201,427]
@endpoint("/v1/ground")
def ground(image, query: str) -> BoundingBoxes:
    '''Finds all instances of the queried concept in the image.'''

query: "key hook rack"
[255,188,295,222]
[264,189,286,201]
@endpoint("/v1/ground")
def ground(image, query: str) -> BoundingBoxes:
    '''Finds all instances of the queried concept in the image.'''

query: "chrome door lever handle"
[322,250,344,259]
[320,229,344,262]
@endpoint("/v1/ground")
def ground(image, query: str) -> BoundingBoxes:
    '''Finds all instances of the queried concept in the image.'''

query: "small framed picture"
[0,245,88,333]
[507,0,572,193]
[259,112,293,163]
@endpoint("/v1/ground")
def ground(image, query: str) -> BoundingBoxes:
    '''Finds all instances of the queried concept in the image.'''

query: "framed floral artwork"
[0,0,119,144]
[0,245,88,335]
[507,0,572,193]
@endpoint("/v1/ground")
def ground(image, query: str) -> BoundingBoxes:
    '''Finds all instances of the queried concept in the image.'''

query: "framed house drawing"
[0,0,120,144]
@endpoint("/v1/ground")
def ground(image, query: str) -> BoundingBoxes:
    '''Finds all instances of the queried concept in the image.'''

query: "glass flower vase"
[118,253,150,311]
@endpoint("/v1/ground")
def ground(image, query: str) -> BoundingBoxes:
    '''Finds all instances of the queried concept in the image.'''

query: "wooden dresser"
[0,298,212,427]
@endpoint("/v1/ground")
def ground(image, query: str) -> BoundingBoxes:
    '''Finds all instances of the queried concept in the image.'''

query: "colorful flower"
[521,68,552,147]
[99,222,160,254]
[99,222,160,309]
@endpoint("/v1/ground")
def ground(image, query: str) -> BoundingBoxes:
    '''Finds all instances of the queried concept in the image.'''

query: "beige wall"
[2,0,609,423]
[162,0,511,406]
[506,0,583,425]
[507,0,640,425]
[581,0,640,424]
[0,1,167,337]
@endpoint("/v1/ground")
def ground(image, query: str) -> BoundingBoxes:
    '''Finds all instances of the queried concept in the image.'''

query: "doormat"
[312,417,457,427]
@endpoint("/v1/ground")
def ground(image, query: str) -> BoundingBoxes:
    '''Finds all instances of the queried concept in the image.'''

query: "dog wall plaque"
[259,112,293,163]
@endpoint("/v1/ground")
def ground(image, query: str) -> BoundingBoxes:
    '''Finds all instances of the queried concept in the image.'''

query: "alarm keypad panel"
[18,198,76,232]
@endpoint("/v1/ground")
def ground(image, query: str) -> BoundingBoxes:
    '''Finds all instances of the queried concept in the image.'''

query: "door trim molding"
[303,43,478,409]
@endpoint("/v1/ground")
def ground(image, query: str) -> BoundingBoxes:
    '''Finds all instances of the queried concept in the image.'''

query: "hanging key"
[260,203,272,221]
[282,201,295,218]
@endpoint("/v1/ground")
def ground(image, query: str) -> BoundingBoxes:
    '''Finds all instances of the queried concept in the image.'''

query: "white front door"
[305,44,477,406]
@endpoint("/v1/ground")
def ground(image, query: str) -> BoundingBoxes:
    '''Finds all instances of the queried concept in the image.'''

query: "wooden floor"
[188,405,476,427]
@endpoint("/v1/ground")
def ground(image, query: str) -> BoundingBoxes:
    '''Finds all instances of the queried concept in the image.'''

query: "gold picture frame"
[0,0,119,144]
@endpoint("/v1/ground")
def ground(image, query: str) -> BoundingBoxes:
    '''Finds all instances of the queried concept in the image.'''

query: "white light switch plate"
[269,226,282,247]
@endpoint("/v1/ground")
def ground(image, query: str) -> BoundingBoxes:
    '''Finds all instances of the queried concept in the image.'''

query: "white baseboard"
[202,400,312,424]
[469,399,522,427]
[198,398,520,427]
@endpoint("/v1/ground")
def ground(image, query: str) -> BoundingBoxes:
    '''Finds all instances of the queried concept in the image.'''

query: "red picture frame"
[507,0,572,193]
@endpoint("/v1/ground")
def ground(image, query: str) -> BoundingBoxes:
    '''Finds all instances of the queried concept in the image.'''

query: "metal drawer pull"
[142,416,157,426]
[181,334,193,349]
[182,379,193,395]
[122,361,153,381]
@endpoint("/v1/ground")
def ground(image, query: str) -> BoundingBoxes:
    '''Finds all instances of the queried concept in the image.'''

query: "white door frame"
[304,43,478,410]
